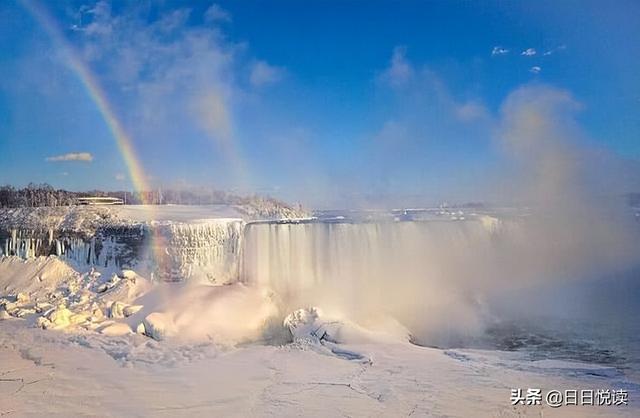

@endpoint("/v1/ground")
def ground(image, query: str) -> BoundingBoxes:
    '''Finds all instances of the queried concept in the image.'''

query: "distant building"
[75,197,124,205]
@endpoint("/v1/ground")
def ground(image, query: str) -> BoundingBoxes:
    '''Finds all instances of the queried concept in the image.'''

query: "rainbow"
[19,0,151,202]
[20,0,173,278]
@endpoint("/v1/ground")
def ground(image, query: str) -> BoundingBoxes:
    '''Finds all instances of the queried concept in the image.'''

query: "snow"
[1,207,639,416]
[0,256,78,301]
[141,312,174,341]
[0,318,637,417]
[112,204,246,222]
[97,321,133,337]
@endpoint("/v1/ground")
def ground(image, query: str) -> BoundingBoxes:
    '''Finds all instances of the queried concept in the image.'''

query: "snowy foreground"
[1,257,638,417]
[0,316,636,418]
[1,205,639,416]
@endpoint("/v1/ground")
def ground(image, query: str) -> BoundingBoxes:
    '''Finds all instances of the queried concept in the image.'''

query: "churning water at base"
[241,217,640,381]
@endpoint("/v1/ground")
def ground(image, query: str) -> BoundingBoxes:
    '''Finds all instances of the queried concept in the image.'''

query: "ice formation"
[0,216,244,284]
[1,204,639,350]
[0,206,501,347]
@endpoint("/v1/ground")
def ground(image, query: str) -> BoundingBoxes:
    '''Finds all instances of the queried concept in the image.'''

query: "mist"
[240,84,640,347]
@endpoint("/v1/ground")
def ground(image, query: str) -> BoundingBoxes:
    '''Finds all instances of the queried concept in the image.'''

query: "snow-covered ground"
[113,204,247,222]
[1,314,637,417]
[0,256,638,417]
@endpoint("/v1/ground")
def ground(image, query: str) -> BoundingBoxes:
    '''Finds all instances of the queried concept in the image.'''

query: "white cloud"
[204,4,231,23]
[46,152,94,162]
[156,9,191,33]
[491,46,509,56]
[379,46,414,87]
[456,101,490,122]
[543,45,567,56]
[529,66,542,74]
[76,3,240,147]
[521,48,537,56]
[78,1,114,36]
[115,173,126,181]
[250,61,284,86]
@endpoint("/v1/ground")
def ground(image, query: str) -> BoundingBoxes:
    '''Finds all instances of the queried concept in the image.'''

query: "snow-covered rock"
[284,307,324,340]
[119,269,137,280]
[283,308,372,362]
[108,301,127,319]
[48,306,72,328]
[36,316,51,329]
[123,304,143,317]
[0,308,10,320]
[99,322,132,336]
[142,312,175,341]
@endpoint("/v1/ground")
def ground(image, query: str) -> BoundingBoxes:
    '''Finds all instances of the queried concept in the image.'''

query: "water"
[477,316,640,382]
[241,213,640,382]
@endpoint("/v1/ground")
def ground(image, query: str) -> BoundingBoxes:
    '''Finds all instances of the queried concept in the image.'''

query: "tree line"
[0,183,301,211]
[0,184,81,207]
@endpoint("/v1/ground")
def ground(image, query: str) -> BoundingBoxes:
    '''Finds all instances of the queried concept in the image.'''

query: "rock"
[135,322,146,335]
[35,302,54,313]
[142,312,174,341]
[75,291,91,305]
[109,301,127,318]
[14,308,36,318]
[66,282,80,294]
[36,317,52,329]
[69,312,89,325]
[0,309,10,320]
[284,307,323,340]
[119,269,137,280]
[90,305,104,321]
[123,305,143,317]
[4,302,18,315]
[48,306,72,328]
[16,292,29,303]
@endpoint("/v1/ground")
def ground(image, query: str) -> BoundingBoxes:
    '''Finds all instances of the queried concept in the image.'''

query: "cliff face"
[0,206,245,282]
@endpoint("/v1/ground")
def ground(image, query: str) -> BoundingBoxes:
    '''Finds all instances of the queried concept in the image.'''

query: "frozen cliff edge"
[0,203,310,282]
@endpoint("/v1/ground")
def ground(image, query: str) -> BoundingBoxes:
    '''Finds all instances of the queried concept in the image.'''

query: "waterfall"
[240,219,502,342]
[238,219,509,345]
[241,220,498,288]
[149,221,244,283]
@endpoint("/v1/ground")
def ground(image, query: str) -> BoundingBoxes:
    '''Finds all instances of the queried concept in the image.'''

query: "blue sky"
[0,0,638,206]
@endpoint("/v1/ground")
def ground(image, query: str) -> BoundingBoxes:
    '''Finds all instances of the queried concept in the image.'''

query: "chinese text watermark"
[510,388,629,407]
